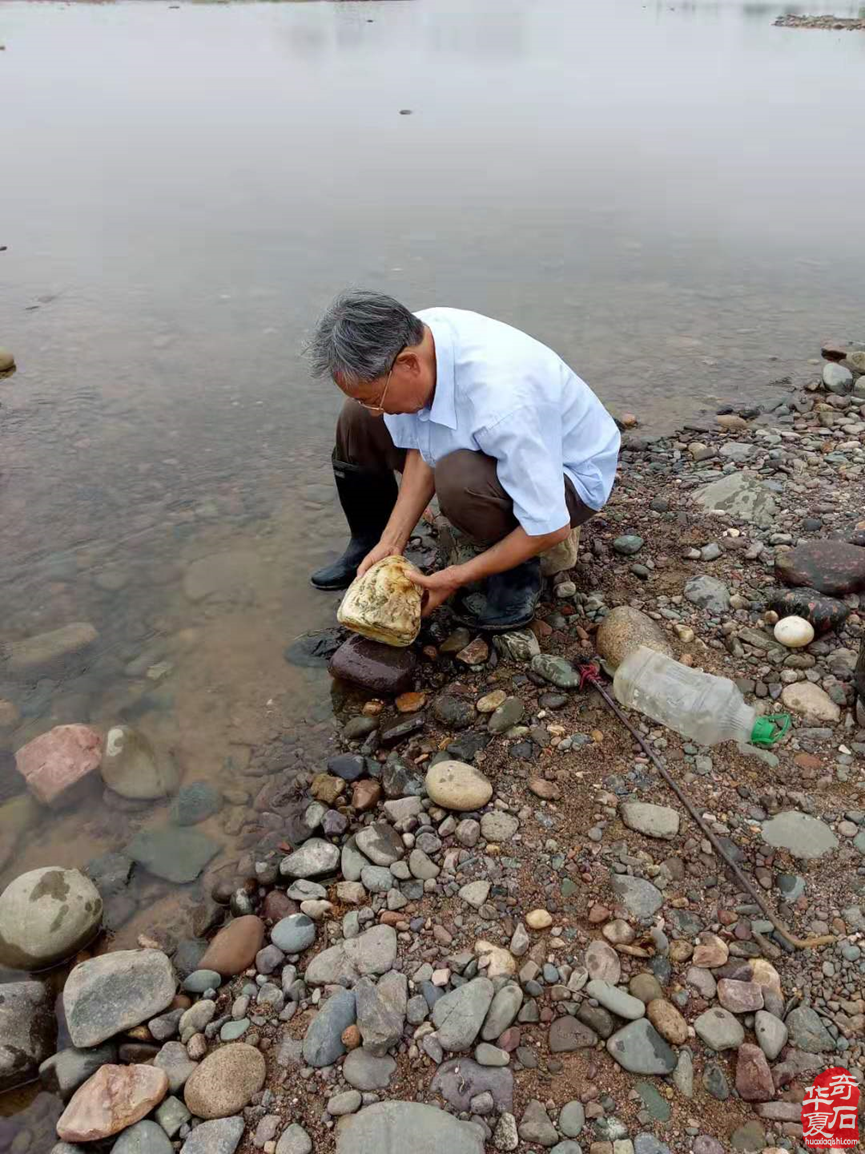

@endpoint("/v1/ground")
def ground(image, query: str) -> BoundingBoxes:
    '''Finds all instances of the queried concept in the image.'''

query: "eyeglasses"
[356,347,404,415]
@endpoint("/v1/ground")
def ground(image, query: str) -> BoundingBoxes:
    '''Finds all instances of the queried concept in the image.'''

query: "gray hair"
[309,289,425,386]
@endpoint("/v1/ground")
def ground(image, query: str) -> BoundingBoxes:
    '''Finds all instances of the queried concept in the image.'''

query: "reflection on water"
[1,0,864,1128]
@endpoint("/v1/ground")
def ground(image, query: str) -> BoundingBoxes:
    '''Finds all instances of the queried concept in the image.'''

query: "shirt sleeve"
[475,404,570,536]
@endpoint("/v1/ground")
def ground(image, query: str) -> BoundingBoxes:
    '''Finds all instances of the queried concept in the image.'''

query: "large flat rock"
[336,1102,484,1154]
[761,812,838,860]
[692,472,777,527]
[64,949,176,1048]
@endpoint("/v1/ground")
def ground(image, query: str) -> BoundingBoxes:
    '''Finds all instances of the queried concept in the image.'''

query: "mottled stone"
[56,1065,168,1142]
[14,724,103,808]
[183,1044,266,1119]
[328,635,417,694]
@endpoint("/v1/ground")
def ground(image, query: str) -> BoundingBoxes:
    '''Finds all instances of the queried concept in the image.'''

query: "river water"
[1,0,864,1134]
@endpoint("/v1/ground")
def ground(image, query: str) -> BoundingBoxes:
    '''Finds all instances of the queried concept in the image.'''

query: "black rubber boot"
[310,457,398,591]
[453,558,542,632]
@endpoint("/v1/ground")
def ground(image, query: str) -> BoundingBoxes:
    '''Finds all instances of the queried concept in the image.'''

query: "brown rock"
[352,780,382,811]
[775,540,865,596]
[692,932,729,969]
[15,724,103,808]
[328,634,417,695]
[262,891,299,922]
[668,940,694,963]
[198,915,265,976]
[529,779,560,801]
[595,606,673,673]
[337,555,422,646]
[646,999,688,1045]
[716,414,749,431]
[588,904,611,925]
[456,637,490,666]
[182,1043,266,1119]
[310,773,345,806]
[56,1064,168,1142]
[735,1042,775,1101]
[395,691,426,713]
[341,1024,361,1050]
[717,978,764,1013]
[549,1016,598,1052]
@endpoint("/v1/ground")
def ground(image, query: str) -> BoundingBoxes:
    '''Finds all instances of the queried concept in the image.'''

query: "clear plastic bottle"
[613,646,784,747]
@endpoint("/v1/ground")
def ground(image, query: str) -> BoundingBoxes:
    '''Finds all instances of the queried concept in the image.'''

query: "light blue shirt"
[384,308,621,536]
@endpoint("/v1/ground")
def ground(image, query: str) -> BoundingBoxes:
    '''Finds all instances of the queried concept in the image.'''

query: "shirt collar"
[419,315,457,429]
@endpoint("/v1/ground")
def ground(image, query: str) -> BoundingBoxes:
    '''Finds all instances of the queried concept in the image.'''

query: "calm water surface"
[1,0,864,1132]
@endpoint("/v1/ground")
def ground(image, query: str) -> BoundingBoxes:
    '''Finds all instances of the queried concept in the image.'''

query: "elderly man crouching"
[309,290,620,633]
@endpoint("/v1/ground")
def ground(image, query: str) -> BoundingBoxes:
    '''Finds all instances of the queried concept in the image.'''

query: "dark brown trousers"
[336,399,596,547]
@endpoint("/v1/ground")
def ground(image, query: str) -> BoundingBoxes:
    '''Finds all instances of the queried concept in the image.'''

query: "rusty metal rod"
[579,666,837,951]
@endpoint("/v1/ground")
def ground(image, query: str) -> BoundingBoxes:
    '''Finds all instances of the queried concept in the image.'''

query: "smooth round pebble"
[773,615,814,649]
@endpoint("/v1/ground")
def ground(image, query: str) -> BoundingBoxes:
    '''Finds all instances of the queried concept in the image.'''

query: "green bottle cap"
[751,714,791,747]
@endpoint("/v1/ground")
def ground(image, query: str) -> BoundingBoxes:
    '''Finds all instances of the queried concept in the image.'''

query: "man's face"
[338,350,432,417]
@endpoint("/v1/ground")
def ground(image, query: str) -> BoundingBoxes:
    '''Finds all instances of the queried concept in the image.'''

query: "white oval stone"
[773,616,814,649]
[425,761,492,811]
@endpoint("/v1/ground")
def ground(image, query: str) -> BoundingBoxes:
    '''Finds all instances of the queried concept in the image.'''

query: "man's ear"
[397,350,421,377]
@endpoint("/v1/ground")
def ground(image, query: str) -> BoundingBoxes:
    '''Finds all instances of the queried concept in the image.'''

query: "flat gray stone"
[585,940,621,984]
[684,575,731,615]
[305,925,397,986]
[606,1020,676,1074]
[694,1007,745,1051]
[342,1049,396,1090]
[280,838,340,878]
[303,989,356,1068]
[431,1057,513,1112]
[519,1100,559,1147]
[155,1095,191,1137]
[693,471,777,528]
[548,1016,598,1052]
[634,1136,672,1154]
[611,875,663,918]
[586,979,646,1020]
[328,1089,362,1116]
[559,1101,585,1137]
[761,812,838,860]
[180,1117,245,1154]
[530,654,580,688]
[620,802,680,840]
[482,983,523,1041]
[480,811,520,841]
[125,827,221,884]
[154,1041,198,1093]
[113,1120,173,1153]
[182,969,221,994]
[361,865,394,893]
[64,949,176,1048]
[356,823,405,866]
[785,1005,834,1053]
[336,1102,484,1154]
[754,1010,788,1061]
[432,976,495,1052]
[459,880,491,909]
[276,1124,312,1154]
[271,914,316,954]
[356,971,407,1056]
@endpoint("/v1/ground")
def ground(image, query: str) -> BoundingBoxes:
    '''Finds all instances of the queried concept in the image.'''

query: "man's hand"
[357,540,403,578]
[409,567,465,617]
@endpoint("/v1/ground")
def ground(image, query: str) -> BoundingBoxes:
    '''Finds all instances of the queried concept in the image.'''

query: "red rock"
[821,341,848,361]
[352,779,382,811]
[261,891,298,922]
[794,753,823,772]
[717,978,764,1013]
[328,635,416,695]
[379,912,404,927]
[198,915,265,976]
[15,724,103,808]
[693,933,729,968]
[498,1027,521,1051]
[56,1064,168,1141]
[736,1042,775,1101]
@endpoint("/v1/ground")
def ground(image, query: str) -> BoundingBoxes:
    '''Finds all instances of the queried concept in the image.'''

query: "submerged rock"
[0,980,57,1092]
[14,724,103,808]
[328,634,417,695]
[337,555,422,647]
[0,866,102,970]
[125,826,221,883]
[6,622,97,673]
[100,725,178,800]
